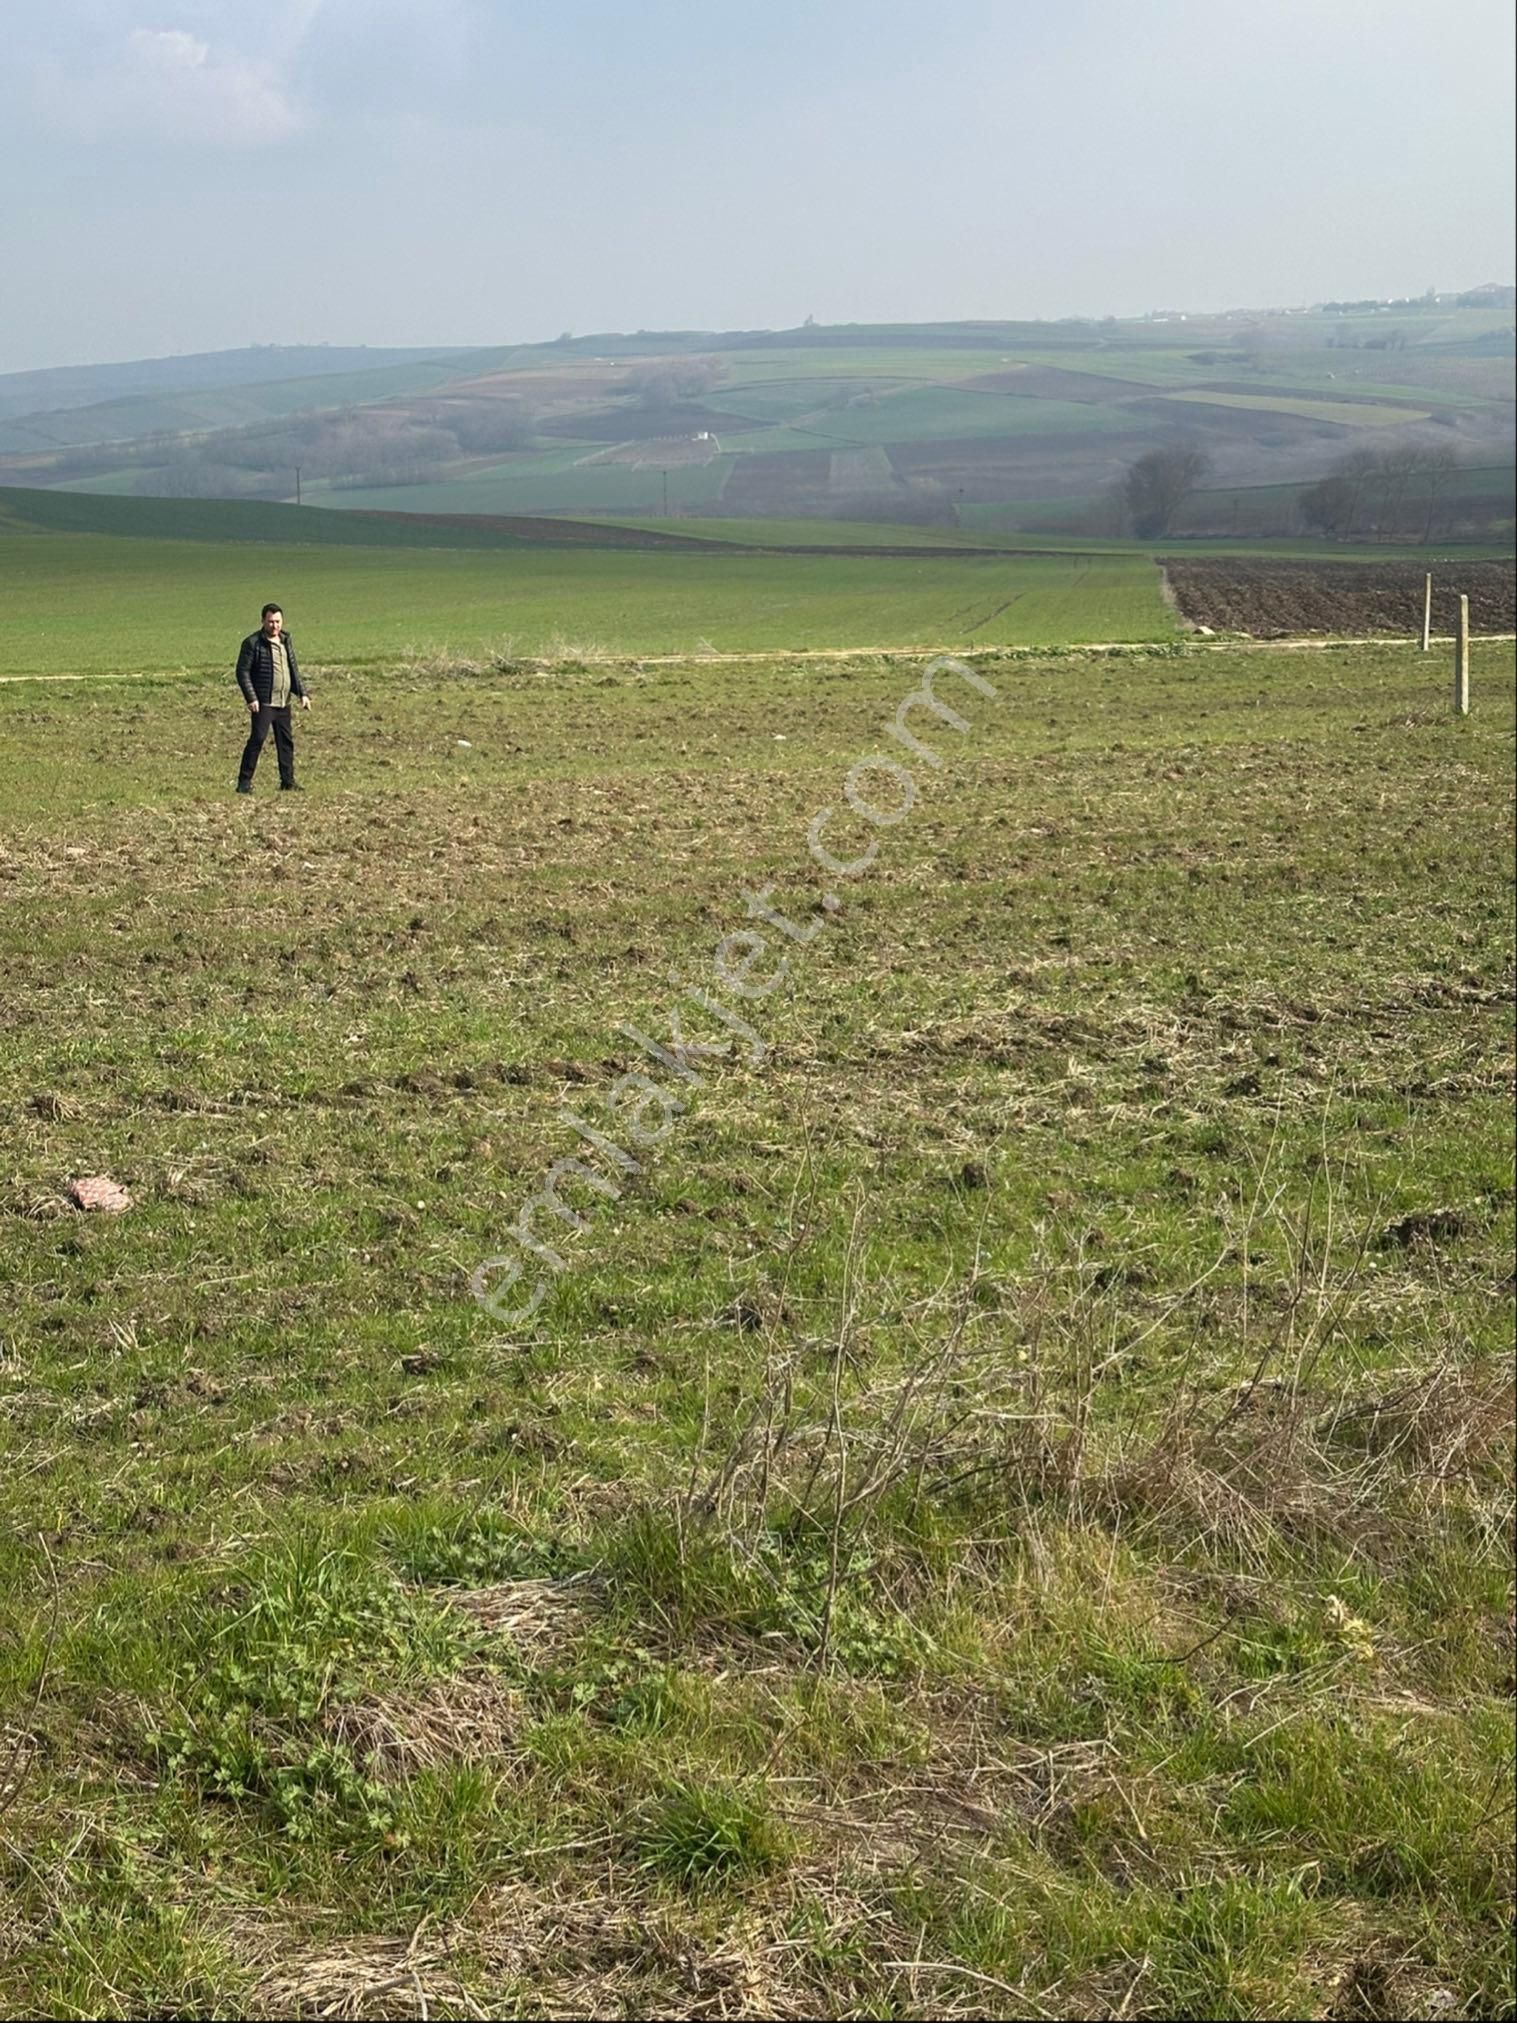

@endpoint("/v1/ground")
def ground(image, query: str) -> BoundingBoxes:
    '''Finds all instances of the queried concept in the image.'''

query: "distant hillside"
[0,344,487,426]
[0,351,527,457]
[0,484,739,553]
[5,308,1511,539]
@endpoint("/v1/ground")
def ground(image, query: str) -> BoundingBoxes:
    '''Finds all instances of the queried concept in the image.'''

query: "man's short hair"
[261,603,282,619]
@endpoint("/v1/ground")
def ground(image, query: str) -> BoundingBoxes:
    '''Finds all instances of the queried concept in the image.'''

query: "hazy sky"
[2,0,1513,374]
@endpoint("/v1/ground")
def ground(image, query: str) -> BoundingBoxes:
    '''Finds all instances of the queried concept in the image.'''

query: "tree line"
[1299,444,1462,541]
[94,398,539,500]
[1092,441,1468,541]
[617,358,727,406]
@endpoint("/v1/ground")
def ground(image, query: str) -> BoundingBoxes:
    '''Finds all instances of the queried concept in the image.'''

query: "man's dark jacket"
[235,630,306,707]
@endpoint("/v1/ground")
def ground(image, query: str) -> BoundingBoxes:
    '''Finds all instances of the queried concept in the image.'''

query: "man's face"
[262,610,283,637]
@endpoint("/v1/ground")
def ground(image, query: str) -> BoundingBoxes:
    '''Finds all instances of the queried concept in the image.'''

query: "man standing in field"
[235,603,310,793]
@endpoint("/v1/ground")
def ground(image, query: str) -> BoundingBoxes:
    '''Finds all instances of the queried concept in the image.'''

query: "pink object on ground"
[67,1176,132,1213]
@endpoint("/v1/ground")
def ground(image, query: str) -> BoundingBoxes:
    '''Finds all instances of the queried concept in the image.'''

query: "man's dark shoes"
[236,783,252,794]
[280,782,303,792]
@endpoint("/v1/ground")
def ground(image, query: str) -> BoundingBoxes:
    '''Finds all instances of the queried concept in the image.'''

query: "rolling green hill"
[0,485,736,552]
[5,307,1510,540]
[0,343,489,424]
[0,358,518,456]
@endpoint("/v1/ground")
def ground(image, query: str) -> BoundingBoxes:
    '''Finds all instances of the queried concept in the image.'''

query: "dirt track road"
[3,632,1514,685]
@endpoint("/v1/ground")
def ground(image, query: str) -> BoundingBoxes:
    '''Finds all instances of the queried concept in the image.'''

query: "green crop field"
[310,454,738,519]
[691,346,1031,383]
[724,392,1134,455]
[817,390,1133,445]
[10,485,1508,572]
[0,626,1512,2020]
[0,524,1173,677]
[1163,391,1433,429]
[703,377,916,423]
[598,516,1027,550]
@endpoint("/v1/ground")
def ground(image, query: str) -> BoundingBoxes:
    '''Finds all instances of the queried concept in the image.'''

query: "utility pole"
[1421,571,1432,652]
[294,466,302,507]
[662,469,670,518]
[1453,594,1470,714]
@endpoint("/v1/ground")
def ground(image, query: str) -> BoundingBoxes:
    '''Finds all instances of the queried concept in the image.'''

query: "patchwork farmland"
[2,306,1511,542]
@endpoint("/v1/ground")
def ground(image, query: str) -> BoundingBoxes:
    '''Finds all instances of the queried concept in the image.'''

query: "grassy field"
[309,454,739,519]
[1161,393,1433,430]
[1,527,1173,676]
[599,517,1029,550]
[713,394,1134,455]
[0,632,1512,2019]
[7,485,1510,571]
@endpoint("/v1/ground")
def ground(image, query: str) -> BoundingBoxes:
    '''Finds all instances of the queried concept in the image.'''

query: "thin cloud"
[273,0,329,62]
[39,26,302,147]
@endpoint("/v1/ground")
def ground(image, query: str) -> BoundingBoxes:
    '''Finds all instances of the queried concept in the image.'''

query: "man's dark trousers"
[238,706,297,790]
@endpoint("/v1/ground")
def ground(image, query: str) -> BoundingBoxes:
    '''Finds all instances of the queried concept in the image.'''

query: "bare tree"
[1121,445,1210,537]
[1299,471,1356,537]
[1412,443,1460,543]
[1299,442,1463,542]
[1300,446,1385,538]
[1338,447,1384,535]
[1376,444,1424,538]
[431,399,535,454]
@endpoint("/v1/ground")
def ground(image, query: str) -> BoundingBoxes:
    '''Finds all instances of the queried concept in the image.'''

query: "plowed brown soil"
[1164,557,1515,637]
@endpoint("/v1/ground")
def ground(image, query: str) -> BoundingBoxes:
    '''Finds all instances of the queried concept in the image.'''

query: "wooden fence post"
[1453,594,1470,715]
[1421,572,1432,652]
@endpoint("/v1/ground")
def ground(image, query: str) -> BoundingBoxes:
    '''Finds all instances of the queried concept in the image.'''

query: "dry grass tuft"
[442,1573,597,1656]
[473,1885,667,2019]
[1096,1357,1514,1566]
[472,1869,974,2021]
[782,1766,1023,1873]
[3,1186,69,1221]
[1324,1941,1464,2021]
[246,1931,484,2021]
[325,1672,524,1779]
[1319,1360,1514,1478]
[0,1725,39,1817]
[28,1091,81,1122]
[1097,1410,1378,1560]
